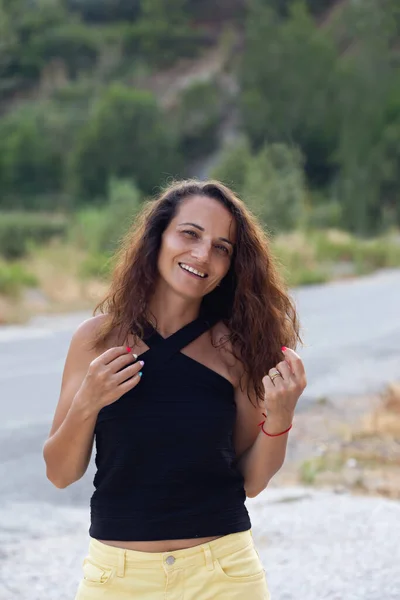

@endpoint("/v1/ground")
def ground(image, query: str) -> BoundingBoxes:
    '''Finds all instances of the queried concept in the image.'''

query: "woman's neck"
[147,288,202,338]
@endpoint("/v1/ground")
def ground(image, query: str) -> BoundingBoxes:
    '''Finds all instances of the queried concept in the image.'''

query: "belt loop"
[116,548,126,578]
[203,544,214,572]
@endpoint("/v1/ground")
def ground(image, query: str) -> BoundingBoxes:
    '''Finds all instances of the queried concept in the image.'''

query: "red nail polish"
[126,346,131,352]
[281,346,287,351]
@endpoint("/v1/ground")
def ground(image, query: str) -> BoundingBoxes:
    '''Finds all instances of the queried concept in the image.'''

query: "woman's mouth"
[178,263,208,279]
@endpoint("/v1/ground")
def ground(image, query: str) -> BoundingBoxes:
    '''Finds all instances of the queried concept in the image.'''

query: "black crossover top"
[89,313,251,541]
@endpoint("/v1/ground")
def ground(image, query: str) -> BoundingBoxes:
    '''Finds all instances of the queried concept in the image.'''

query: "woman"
[43,179,306,600]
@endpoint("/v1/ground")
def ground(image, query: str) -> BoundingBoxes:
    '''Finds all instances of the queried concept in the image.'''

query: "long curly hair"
[91,179,302,403]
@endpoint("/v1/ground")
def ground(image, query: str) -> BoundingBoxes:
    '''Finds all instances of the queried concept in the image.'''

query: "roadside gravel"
[1,486,399,600]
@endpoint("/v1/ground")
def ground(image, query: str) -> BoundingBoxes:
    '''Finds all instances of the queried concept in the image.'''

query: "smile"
[178,263,208,279]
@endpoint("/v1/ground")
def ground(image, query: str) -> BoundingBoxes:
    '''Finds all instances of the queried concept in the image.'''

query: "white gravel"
[1,486,399,600]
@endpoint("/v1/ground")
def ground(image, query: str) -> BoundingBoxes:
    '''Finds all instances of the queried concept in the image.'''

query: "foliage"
[241,2,339,187]
[212,141,307,232]
[1,0,400,237]
[0,212,68,259]
[174,79,223,161]
[0,261,38,297]
[267,0,337,18]
[70,178,142,255]
[70,84,182,199]
[211,137,252,197]
[241,0,400,234]
[64,0,141,23]
[0,105,65,202]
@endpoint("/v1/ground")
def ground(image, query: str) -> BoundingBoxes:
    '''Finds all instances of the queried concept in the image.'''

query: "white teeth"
[179,263,206,278]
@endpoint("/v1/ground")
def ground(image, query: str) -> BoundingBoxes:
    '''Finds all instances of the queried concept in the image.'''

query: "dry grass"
[291,382,400,498]
[359,382,400,438]
[0,241,108,324]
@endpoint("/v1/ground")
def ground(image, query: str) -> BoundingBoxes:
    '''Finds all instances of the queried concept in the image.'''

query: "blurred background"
[1,2,400,599]
[1,0,400,321]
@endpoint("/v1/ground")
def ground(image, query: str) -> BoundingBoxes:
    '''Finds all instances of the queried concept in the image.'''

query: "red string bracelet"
[257,413,293,437]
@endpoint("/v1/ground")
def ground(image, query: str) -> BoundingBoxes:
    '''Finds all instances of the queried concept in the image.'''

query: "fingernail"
[132,353,138,360]
[126,346,131,352]
[139,360,145,366]
[139,371,143,377]
[281,346,287,351]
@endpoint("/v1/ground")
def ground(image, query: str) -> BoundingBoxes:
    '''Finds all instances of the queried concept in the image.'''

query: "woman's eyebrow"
[178,222,234,247]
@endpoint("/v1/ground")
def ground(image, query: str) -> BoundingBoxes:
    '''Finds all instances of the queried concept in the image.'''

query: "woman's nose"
[191,242,211,262]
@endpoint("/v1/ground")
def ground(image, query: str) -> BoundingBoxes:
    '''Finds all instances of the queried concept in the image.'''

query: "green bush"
[0,262,38,297]
[70,84,182,198]
[30,22,101,77]
[70,178,142,255]
[122,21,202,67]
[175,80,222,161]
[64,0,141,23]
[310,232,400,272]
[0,212,68,259]
[0,105,65,202]
[240,2,339,187]
[273,241,329,287]
[306,196,343,229]
[213,140,307,232]
[129,0,203,67]
[211,138,252,197]
[78,251,113,279]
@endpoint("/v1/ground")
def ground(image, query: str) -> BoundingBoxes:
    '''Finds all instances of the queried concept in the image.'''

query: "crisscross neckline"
[136,313,234,390]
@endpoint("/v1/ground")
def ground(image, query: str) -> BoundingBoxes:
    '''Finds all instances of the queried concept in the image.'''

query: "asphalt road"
[1,268,399,599]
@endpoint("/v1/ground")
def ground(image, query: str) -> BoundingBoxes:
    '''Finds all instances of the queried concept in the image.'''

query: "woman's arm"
[43,317,105,488]
[234,348,306,498]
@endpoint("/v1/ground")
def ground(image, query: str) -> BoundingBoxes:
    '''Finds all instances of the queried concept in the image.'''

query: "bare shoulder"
[46,314,111,439]
[71,313,111,352]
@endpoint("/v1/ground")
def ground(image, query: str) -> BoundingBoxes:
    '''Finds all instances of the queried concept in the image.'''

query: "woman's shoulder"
[71,313,113,351]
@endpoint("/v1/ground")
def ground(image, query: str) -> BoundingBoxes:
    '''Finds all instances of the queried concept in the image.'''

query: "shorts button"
[165,555,175,565]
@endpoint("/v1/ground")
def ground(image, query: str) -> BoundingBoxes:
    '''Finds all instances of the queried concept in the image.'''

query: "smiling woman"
[43,179,306,600]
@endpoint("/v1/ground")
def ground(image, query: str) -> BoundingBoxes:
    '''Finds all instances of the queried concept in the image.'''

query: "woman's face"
[157,194,237,300]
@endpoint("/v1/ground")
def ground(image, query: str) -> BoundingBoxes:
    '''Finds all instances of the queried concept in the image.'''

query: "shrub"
[70,84,181,198]
[30,22,101,77]
[0,262,38,297]
[70,178,142,255]
[211,138,252,197]
[0,212,68,259]
[175,80,222,161]
[0,106,64,201]
[212,140,308,232]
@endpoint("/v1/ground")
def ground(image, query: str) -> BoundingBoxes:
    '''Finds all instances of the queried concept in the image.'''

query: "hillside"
[1,0,400,325]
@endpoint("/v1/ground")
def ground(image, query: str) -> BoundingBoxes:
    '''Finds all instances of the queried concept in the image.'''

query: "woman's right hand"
[78,346,144,412]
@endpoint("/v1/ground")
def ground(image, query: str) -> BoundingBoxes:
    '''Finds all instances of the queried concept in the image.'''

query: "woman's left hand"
[261,347,307,433]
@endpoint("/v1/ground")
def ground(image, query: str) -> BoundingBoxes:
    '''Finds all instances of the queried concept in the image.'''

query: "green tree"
[64,0,141,23]
[332,0,399,233]
[243,143,307,232]
[0,106,64,203]
[132,0,201,67]
[71,84,181,199]
[175,80,222,161]
[241,2,339,188]
[210,137,252,197]
[212,139,307,232]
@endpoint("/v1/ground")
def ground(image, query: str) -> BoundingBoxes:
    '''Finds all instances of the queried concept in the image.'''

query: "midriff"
[97,535,222,553]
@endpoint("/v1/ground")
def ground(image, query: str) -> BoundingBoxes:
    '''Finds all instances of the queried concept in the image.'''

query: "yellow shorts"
[75,529,271,599]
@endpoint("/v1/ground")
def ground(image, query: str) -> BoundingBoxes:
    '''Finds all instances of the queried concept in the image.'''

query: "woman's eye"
[216,245,229,254]
[182,230,198,238]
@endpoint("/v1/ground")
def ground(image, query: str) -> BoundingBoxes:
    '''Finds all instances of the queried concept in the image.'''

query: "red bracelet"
[257,413,293,437]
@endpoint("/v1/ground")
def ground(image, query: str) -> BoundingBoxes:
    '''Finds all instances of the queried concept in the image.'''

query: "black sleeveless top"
[89,314,251,541]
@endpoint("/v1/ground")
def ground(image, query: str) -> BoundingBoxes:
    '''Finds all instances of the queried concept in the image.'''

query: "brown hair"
[92,179,302,402]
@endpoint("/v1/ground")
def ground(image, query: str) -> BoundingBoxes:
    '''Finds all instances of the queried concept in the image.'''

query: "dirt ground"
[273,382,400,499]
